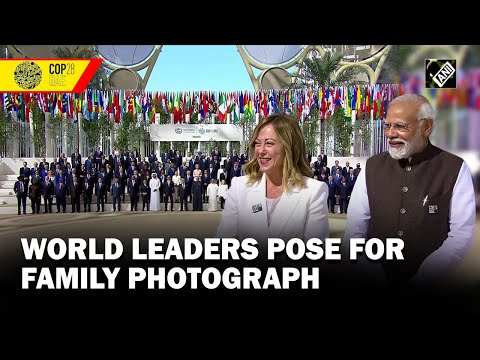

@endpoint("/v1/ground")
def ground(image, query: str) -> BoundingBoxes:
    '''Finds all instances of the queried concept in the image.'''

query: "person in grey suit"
[216,113,329,246]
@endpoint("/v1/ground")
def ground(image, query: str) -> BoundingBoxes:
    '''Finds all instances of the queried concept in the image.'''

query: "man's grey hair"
[389,93,436,121]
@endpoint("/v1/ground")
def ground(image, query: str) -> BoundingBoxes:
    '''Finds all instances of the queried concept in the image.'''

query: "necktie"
[20,182,23,192]
[116,184,118,188]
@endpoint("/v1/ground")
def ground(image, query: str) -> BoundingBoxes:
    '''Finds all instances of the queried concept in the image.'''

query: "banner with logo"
[0,58,102,92]
[149,124,244,141]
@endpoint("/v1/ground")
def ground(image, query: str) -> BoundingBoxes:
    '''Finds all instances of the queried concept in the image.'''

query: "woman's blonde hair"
[244,113,312,191]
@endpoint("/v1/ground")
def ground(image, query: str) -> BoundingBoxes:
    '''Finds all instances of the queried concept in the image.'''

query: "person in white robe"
[149,172,161,211]
[206,179,219,212]
[217,179,228,210]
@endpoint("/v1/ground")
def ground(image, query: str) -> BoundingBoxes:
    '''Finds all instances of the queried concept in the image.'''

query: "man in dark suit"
[208,164,218,184]
[229,162,241,186]
[55,178,67,213]
[95,177,106,212]
[20,162,31,190]
[128,174,141,211]
[327,175,337,214]
[117,166,127,203]
[141,179,151,211]
[342,161,353,178]
[331,160,341,179]
[28,177,42,214]
[184,170,193,201]
[111,177,122,212]
[338,177,351,214]
[314,155,323,172]
[84,155,93,172]
[347,168,357,190]
[39,157,48,172]
[202,170,210,203]
[131,147,140,164]
[83,171,95,212]
[231,149,239,164]
[70,176,82,213]
[50,157,57,174]
[94,145,103,170]
[212,146,222,162]
[320,149,328,168]
[178,177,189,211]
[71,148,82,170]
[14,175,27,215]
[173,150,182,169]
[353,163,362,177]
[321,165,331,178]
[333,168,342,185]
[148,151,158,166]
[219,167,227,185]
[161,150,170,164]
[42,175,54,213]
[305,152,312,164]
[164,175,175,211]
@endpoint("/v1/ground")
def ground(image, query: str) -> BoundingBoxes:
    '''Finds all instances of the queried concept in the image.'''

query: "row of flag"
[1,85,401,124]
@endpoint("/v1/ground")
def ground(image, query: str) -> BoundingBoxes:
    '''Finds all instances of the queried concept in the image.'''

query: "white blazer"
[215,173,329,242]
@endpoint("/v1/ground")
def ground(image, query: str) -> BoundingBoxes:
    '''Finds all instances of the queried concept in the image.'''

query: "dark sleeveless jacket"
[365,142,463,284]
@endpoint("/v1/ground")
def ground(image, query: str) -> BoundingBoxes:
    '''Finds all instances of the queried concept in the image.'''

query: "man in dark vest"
[345,93,475,288]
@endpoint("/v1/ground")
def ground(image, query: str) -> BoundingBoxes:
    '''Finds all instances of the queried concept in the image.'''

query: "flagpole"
[370,109,374,156]
[226,113,231,154]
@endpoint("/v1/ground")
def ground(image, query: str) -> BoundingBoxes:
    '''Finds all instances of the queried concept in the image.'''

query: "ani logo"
[175,128,182,134]
[425,59,456,88]
[14,61,42,90]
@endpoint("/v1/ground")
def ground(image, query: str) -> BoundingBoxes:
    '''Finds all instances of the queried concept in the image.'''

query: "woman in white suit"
[216,114,329,245]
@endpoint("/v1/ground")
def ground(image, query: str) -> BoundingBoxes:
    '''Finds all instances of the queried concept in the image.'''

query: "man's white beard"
[388,129,425,160]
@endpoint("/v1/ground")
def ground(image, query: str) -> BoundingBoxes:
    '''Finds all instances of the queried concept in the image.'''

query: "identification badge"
[428,205,439,214]
[252,203,263,213]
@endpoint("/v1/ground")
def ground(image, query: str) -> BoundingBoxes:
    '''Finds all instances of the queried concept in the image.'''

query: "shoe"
[96,209,100,212]
[56,211,60,213]
[18,212,21,215]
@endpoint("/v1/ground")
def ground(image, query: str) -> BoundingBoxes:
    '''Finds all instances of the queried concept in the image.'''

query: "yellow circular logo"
[14,61,42,90]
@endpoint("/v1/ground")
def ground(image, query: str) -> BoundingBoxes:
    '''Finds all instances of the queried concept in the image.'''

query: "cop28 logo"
[175,128,182,134]
[14,61,42,90]
[198,128,206,135]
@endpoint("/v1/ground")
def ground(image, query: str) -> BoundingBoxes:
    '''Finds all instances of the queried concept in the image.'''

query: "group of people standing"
[13,145,242,214]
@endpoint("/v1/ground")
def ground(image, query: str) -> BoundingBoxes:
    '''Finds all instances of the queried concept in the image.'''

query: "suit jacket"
[321,154,327,168]
[215,173,329,243]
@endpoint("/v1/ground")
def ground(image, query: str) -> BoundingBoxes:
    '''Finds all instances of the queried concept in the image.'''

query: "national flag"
[239,92,244,114]
[218,92,227,122]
